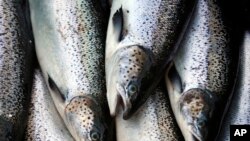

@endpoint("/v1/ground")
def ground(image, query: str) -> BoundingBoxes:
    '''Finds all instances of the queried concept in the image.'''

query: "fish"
[115,82,184,141]
[215,31,250,141]
[165,0,236,140]
[0,0,34,140]
[105,0,196,119]
[28,0,112,140]
[25,68,74,141]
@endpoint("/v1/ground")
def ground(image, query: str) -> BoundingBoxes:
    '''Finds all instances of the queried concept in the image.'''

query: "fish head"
[106,45,152,118]
[179,88,216,141]
[65,96,106,141]
[47,76,107,141]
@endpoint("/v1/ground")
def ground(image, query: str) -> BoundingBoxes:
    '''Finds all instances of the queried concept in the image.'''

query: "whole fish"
[115,82,184,141]
[105,0,196,119]
[0,0,34,140]
[165,0,235,140]
[29,0,111,141]
[216,31,250,141]
[25,68,74,141]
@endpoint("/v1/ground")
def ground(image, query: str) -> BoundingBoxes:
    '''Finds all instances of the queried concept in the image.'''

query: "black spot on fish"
[0,32,7,36]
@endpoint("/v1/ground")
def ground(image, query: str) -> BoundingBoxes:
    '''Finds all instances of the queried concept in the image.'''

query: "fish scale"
[29,0,111,140]
[0,0,34,140]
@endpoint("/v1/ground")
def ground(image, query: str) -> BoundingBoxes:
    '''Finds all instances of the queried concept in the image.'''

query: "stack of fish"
[0,0,249,141]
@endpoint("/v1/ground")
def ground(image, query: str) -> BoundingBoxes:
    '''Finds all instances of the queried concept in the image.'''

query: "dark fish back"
[0,0,34,140]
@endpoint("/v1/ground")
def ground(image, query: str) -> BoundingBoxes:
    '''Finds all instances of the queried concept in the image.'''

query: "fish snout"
[121,96,132,120]
[179,88,216,141]
[188,120,208,141]
[64,96,105,141]
[117,79,143,120]
[107,81,136,119]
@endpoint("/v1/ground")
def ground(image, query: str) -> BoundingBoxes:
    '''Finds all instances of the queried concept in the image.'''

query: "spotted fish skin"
[29,0,110,141]
[0,0,34,140]
[116,83,184,141]
[105,0,196,118]
[25,69,74,141]
[165,0,235,141]
[216,31,250,141]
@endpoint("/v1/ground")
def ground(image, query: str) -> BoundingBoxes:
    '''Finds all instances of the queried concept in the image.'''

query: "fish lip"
[109,94,120,117]
[108,92,132,119]
[122,101,132,120]
[190,134,201,141]
[118,94,132,120]
[188,124,205,141]
[112,82,133,119]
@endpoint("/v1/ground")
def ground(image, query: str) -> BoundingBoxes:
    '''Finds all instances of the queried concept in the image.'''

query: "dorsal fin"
[112,6,124,42]
[48,75,66,102]
[168,63,183,94]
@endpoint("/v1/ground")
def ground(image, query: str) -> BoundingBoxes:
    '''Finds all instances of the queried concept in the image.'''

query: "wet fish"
[105,0,196,118]
[29,0,111,141]
[216,31,250,141]
[116,82,184,141]
[25,68,74,141]
[165,0,235,140]
[0,0,34,140]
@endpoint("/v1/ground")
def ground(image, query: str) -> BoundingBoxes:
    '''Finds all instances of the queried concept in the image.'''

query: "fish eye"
[128,83,137,95]
[198,118,207,128]
[90,131,100,141]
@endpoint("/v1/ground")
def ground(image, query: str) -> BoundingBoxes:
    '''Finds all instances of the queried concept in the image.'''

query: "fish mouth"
[108,90,132,119]
[187,124,207,141]
[188,134,201,141]
[117,94,132,119]
[107,76,133,117]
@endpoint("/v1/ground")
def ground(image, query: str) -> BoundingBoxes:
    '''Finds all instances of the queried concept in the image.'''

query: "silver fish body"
[0,0,34,140]
[165,0,235,140]
[115,83,183,141]
[29,0,111,140]
[105,0,196,118]
[216,31,250,141]
[25,69,74,141]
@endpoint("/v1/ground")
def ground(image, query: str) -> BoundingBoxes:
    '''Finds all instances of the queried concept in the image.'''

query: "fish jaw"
[106,82,132,118]
[179,88,217,141]
[63,96,106,141]
[106,84,118,117]
[106,45,152,118]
